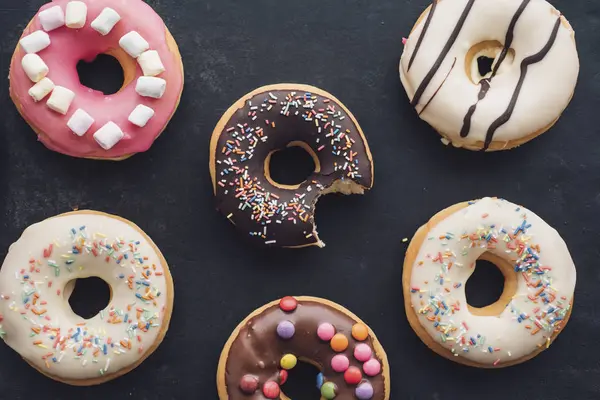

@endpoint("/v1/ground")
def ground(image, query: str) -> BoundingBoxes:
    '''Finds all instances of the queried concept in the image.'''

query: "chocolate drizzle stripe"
[419,57,457,116]
[407,0,438,72]
[410,0,476,107]
[483,17,562,150]
[460,0,530,138]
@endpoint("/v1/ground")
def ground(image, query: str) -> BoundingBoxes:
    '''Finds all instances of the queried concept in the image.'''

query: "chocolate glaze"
[213,89,373,247]
[410,0,476,107]
[483,17,562,149]
[224,300,387,399]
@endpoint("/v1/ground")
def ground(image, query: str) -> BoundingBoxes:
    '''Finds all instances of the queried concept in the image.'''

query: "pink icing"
[9,0,184,159]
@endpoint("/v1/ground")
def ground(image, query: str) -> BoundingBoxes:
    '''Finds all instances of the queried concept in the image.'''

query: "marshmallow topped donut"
[400,0,579,151]
[403,197,576,367]
[209,84,374,248]
[0,211,173,385]
[10,0,184,160]
[217,296,390,399]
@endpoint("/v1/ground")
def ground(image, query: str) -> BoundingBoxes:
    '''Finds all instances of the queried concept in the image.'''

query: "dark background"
[1,0,599,399]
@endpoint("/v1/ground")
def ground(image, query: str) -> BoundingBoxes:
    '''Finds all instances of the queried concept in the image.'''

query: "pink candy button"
[354,343,372,362]
[331,354,350,372]
[317,323,335,341]
[363,359,381,377]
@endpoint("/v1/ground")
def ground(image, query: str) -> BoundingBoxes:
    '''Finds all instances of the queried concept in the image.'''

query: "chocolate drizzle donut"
[217,296,390,399]
[209,84,374,248]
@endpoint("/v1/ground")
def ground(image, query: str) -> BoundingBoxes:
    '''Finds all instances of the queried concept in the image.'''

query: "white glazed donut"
[0,211,173,385]
[400,0,579,151]
[403,197,576,367]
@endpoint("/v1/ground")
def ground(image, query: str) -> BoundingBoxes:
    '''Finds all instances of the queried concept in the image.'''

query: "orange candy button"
[330,333,349,352]
[352,323,369,341]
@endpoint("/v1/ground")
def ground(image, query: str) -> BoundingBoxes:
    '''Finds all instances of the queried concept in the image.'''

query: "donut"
[217,296,390,399]
[209,84,374,248]
[9,0,184,160]
[0,211,174,385]
[402,197,576,367]
[399,0,579,151]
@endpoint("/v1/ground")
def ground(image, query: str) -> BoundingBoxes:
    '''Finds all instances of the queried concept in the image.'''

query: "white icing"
[0,213,169,380]
[408,197,576,364]
[400,0,579,148]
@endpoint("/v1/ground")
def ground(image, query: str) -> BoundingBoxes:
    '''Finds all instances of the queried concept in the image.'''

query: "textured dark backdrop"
[1,0,599,399]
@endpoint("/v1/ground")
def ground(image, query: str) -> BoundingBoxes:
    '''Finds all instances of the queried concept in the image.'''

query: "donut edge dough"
[18,210,175,385]
[402,200,573,368]
[209,83,375,249]
[216,296,390,399]
[9,19,184,161]
[400,1,578,152]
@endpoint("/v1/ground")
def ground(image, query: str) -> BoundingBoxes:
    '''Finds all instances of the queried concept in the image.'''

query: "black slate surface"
[1,0,599,399]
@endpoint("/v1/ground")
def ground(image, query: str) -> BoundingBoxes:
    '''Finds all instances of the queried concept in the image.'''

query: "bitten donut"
[0,211,174,385]
[9,0,184,160]
[209,84,374,248]
[400,0,579,151]
[403,197,576,367]
[217,296,390,399]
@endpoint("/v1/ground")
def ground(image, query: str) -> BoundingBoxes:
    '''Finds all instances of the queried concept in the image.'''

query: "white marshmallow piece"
[66,1,87,29]
[93,122,124,150]
[128,105,155,127]
[119,31,149,58]
[38,5,65,32]
[46,86,75,115]
[135,77,166,99]
[137,50,165,76]
[19,31,51,54]
[91,8,121,36]
[21,54,49,83]
[28,77,55,102]
[67,109,95,136]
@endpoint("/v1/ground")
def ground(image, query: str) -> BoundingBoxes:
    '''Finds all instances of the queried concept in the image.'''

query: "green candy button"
[320,381,337,399]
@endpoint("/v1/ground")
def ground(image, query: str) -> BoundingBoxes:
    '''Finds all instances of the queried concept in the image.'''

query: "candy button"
[317,322,335,341]
[262,381,280,398]
[239,374,259,394]
[279,296,298,312]
[330,333,349,352]
[316,372,325,389]
[279,369,288,385]
[344,366,363,385]
[331,354,350,372]
[321,381,337,399]
[354,343,373,362]
[280,354,297,370]
[363,359,381,376]
[352,323,369,341]
[277,320,295,339]
[355,382,374,399]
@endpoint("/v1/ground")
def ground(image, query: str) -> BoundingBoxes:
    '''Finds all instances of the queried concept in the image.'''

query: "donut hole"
[465,41,515,84]
[66,277,111,320]
[266,142,319,188]
[77,54,124,95]
[280,360,321,399]
[465,259,504,308]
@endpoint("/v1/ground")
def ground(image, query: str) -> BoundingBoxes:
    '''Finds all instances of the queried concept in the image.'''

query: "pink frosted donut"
[9,0,184,160]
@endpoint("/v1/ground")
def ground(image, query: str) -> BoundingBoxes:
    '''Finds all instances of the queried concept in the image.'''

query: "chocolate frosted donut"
[209,84,374,248]
[217,296,390,399]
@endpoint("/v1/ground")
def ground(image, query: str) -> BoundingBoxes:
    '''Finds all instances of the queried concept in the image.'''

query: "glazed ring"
[217,296,390,399]
[9,0,184,160]
[0,211,174,385]
[403,197,576,367]
[399,0,579,151]
[209,84,374,248]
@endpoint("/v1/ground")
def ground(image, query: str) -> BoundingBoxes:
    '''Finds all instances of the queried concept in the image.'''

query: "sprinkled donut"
[403,197,576,367]
[217,296,390,399]
[0,211,173,385]
[400,0,579,151]
[10,0,184,160]
[209,84,374,248]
